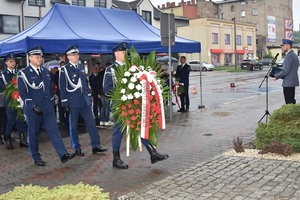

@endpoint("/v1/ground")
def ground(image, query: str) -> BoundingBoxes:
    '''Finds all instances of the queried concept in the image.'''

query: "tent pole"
[168,13,173,120]
[198,50,205,109]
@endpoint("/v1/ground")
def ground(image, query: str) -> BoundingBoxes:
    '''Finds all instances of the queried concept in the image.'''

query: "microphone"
[271,53,279,65]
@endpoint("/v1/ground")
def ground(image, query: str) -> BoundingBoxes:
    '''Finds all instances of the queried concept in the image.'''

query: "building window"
[253,8,258,16]
[256,24,259,30]
[94,0,106,7]
[142,11,151,24]
[247,36,252,45]
[225,34,230,44]
[231,5,235,12]
[28,0,45,6]
[240,1,245,5]
[0,15,20,34]
[212,33,218,44]
[220,13,225,19]
[241,10,246,17]
[213,13,218,19]
[253,0,258,2]
[25,17,39,29]
[72,0,85,6]
[236,35,242,45]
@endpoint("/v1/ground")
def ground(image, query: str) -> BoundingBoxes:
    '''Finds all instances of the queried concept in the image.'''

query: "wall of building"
[137,0,160,28]
[177,18,256,67]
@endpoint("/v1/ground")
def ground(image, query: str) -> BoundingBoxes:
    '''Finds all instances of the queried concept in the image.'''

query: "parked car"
[240,59,263,71]
[258,58,273,66]
[276,58,284,67]
[187,60,214,71]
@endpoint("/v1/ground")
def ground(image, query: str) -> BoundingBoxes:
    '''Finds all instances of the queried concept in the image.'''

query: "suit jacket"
[18,65,55,116]
[274,50,299,87]
[103,62,119,96]
[175,63,191,86]
[89,73,98,96]
[0,69,17,107]
[59,62,91,108]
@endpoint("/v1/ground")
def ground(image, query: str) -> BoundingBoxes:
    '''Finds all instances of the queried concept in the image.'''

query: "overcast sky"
[119,0,300,31]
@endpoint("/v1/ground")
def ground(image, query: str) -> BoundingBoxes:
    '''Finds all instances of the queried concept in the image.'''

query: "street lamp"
[231,17,237,69]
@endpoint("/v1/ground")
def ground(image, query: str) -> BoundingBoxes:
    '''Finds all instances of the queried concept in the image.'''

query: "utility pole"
[232,17,237,69]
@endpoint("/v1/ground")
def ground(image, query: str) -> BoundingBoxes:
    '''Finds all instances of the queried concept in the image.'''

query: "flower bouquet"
[109,46,170,151]
[4,75,24,119]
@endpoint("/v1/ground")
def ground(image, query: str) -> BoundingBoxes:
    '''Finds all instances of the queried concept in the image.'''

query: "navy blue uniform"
[89,73,101,118]
[103,62,150,152]
[0,69,26,137]
[59,62,101,150]
[175,63,191,110]
[18,65,69,161]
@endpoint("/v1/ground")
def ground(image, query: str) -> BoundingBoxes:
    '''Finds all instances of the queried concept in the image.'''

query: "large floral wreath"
[109,47,170,151]
[4,75,24,119]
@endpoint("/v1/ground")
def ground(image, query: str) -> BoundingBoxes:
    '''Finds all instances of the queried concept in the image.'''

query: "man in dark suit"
[59,45,108,157]
[89,63,101,119]
[18,46,76,166]
[273,39,299,104]
[175,56,191,112]
[0,53,28,149]
[103,42,168,169]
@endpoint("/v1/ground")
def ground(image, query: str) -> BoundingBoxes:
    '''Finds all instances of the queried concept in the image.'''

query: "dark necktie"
[37,68,42,77]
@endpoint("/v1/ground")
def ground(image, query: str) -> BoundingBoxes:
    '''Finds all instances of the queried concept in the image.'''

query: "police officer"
[18,46,76,166]
[0,53,28,149]
[59,45,108,156]
[103,42,169,169]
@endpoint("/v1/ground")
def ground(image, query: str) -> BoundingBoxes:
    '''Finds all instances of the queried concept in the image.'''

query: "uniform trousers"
[6,108,25,135]
[69,105,100,150]
[112,122,150,151]
[26,112,68,161]
[283,87,296,104]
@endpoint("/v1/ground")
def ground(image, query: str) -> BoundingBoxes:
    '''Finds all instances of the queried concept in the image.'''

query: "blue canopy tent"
[0,4,200,56]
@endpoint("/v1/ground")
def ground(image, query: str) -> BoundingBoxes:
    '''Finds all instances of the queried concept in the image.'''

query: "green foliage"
[293,30,300,44]
[109,46,170,150]
[258,141,293,156]
[0,182,109,200]
[255,104,300,152]
[227,69,247,72]
[265,50,273,58]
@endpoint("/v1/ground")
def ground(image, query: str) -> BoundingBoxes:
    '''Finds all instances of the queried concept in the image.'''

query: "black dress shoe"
[92,146,108,154]
[34,159,46,166]
[177,109,184,112]
[172,102,176,105]
[0,136,3,145]
[75,149,85,156]
[183,109,189,112]
[61,152,76,163]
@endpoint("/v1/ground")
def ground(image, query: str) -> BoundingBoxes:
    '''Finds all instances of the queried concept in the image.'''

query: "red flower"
[133,99,140,105]
[12,91,19,99]
[135,127,140,131]
[128,109,135,115]
[137,121,141,125]
[122,111,128,116]
[149,95,153,100]
[12,78,17,85]
[127,104,133,108]
[130,125,135,128]
[135,109,141,114]
[126,120,131,124]
[121,105,127,110]
[131,116,137,121]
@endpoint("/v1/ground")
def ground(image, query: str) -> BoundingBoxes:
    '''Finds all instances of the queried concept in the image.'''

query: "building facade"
[177,18,256,66]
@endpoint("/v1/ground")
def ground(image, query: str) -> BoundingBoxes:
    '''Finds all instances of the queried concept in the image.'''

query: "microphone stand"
[258,56,278,123]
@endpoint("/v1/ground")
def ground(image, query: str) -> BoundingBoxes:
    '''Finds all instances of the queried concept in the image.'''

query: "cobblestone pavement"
[1,88,300,199]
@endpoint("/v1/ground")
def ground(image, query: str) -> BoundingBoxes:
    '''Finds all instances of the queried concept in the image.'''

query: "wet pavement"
[1,79,300,199]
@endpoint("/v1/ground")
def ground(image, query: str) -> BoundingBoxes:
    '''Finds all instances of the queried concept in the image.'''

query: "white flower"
[124,71,131,77]
[120,89,126,94]
[139,66,144,70]
[129,66,137,72]
[151,91,155,95]
[121,78,128,84]
[128,83,135,90]
[130,76,137,82]
[136,84,142,90]
[134,92,141,98]
[127,94,134,99]
[121,95,127,101]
